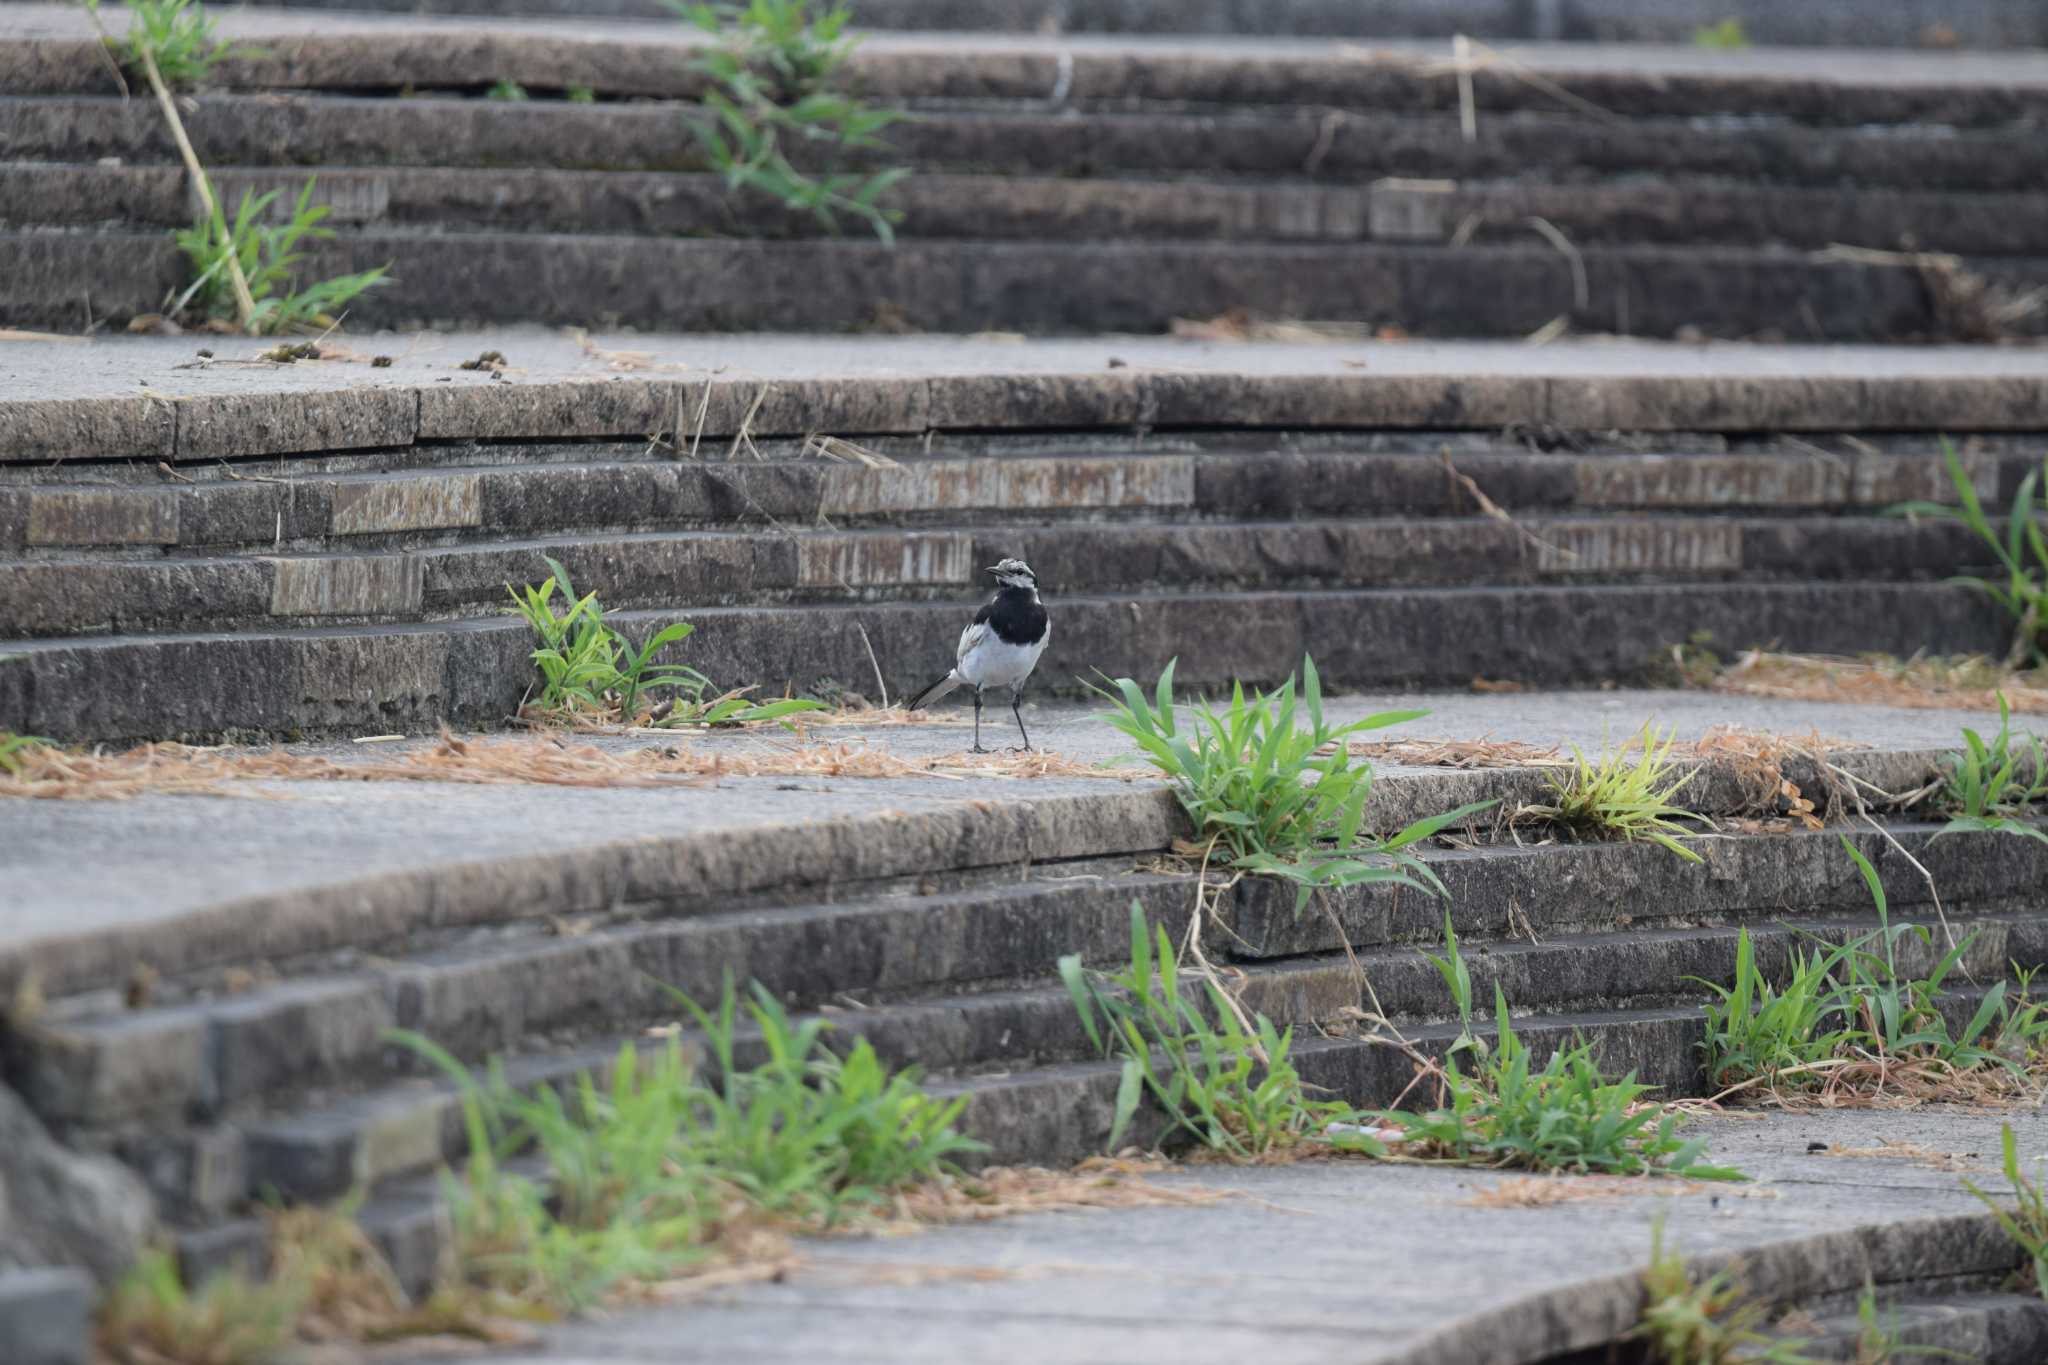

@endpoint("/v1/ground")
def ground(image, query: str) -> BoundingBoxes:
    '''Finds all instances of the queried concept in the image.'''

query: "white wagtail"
[904,557,1050,753]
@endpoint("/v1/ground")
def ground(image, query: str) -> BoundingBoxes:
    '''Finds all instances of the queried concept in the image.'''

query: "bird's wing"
[955,609,991,666]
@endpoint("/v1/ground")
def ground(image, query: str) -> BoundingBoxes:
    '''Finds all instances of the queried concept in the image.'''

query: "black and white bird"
[903,557,1050,753]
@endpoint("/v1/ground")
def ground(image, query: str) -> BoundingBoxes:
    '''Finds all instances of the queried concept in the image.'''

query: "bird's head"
[986,557,1038,591]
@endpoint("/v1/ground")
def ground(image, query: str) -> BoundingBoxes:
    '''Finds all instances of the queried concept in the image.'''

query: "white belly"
[958,631,1047,691]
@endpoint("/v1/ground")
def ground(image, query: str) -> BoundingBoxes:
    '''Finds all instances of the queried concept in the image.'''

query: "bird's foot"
[1009,744,1034,753]
[969,744,994,755]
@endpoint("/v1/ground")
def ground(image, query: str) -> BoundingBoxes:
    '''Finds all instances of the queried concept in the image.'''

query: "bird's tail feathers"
[903,670,962,711]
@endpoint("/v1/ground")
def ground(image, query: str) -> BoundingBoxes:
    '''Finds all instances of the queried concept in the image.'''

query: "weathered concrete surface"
[0,1266,92,1365]
[6,8,2048,119]
[6,333,2046,467]
[372,1107,2048,1365]
[0,689,2011,995]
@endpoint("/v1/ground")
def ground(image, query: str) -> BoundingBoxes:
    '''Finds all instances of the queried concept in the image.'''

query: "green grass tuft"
[1934,693,2048,843]
[1635,1215,1814,1363]
[506,556,825,727]
[1525,721,1710,862]
[170,177,391,334]
[672,0,909,242]
[1093,656,1495,916]
[389,975,981,1311]
[1893,439,2048,666]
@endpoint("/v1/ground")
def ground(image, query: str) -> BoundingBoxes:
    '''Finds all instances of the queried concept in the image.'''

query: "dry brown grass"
[1815,1140,1982,1173]
[1702,650,2048,715]
[1458,1175,1746,1209]
[1,733,1129,801]
[888,1159,1223,1224]
[1714,1052,2048,1112]
[1346,736,1569,769]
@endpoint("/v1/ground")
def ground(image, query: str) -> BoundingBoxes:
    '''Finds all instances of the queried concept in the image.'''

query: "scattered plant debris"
[0,732,1130,801]
[1690,648,2048,715]
[460,349,510,371]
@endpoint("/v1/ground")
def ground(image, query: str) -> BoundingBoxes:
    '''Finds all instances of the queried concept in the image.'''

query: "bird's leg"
[1010,689,1032,752]
[971,689,990,754]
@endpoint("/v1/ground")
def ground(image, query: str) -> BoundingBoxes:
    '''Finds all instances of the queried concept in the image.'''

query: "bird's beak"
[984,565,1000,575]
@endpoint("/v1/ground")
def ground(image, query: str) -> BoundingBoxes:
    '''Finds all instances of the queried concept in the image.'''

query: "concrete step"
[25,0,2042,50]
[23,816,2043,1213]
[0,514,1989,638]
[1763,1292,2048,1363]
[7,17,2046,122]
[26,818,2040,1132]
[6,96,2040,192]
[10,162,2048,257]
[19,228,2043,340]
[0,580,2008,742]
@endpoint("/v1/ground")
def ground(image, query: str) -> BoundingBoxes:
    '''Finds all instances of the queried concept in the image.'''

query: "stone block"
[1534,518,1744,576]
[25,488,177,546]
[1367,177,1456,241]
[820,455,1194,518]
[118,1126,247,1222]
[207,978,393,1111]
[796,531,975,590]
[266,555,423,617]
[13,1011,210,1125]
[416,378,673,441]
[0,1268,91,1365]
[329,473,483,535]
[175,390,416,459]
[1574,454,1846,509]
[0,397,175,464]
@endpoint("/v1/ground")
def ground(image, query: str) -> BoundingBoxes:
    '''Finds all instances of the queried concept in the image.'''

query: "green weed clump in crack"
[674,0,909,241]
[1895,439,2048,666]
[1634,1215,1813,1364]
[170,177,392,335]
[392,976,982,1312]
[1395,980,1742,1181]
[486,78,529,100]
[1965,1122,2048,1301]
[1696,838,2048,1101]
[1935,693,2048,843]
[1521,721,1710,863]
[98,0,392,334]
[1060,903,1360,1160]
[1093,656,1496,916]
[507,556,826,728]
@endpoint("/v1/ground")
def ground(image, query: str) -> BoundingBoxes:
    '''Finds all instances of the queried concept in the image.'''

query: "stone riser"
[7,34,2044,128]
[16,231,2028,341]
[1,448,1991,551]
[8,163,2046,257]
[0,515,1988,639]
[6,97,2041,192]
[29,0,2044,51]
[0,580,2010,742]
